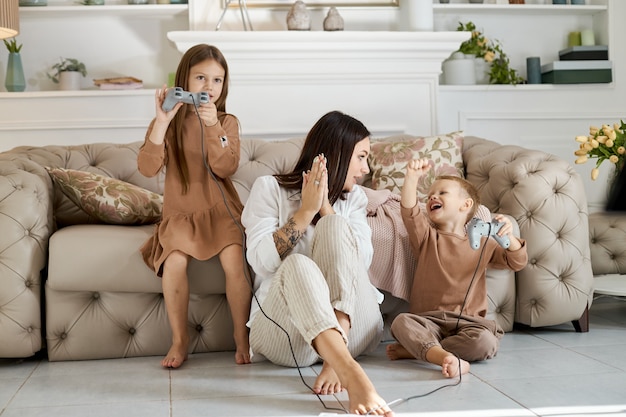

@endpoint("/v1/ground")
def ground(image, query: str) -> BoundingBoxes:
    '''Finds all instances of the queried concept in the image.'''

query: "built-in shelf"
[0,89,157,99]
[18,4,187,18]
[439,83,614,92]
[433,4,607,15]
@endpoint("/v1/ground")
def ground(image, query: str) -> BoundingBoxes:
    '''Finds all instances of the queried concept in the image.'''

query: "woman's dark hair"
[275,110,371,207]
[169,44,230,193]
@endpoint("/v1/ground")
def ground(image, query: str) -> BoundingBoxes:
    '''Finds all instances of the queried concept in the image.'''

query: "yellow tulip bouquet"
[574,121,626,181]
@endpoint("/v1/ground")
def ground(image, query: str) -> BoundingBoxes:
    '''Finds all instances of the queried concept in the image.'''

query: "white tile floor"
[1,297,625,417]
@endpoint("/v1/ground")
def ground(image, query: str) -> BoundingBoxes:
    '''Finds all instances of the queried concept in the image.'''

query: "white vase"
[401,0,433,31]
[474,57,490,84]
[442,53,476,85]
[58,71,82,91]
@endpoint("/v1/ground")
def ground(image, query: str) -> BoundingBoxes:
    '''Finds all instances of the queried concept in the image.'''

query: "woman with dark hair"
[241,111,393,416]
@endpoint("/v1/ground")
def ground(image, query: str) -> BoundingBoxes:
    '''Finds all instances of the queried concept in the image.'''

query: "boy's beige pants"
[249,214,383,367]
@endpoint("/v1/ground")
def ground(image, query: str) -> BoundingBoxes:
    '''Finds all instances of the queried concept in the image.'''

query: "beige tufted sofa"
[588,212,626,277]
[0,135,594,361]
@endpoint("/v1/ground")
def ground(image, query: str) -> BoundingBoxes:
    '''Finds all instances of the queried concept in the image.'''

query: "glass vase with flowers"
[574,121,626,190]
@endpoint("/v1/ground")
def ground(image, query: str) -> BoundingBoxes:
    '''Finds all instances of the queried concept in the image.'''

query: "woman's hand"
[301,154,328,221]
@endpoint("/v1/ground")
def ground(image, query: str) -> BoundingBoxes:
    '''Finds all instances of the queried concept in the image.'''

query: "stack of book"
[541,45,611,84]
[93,76,143,90]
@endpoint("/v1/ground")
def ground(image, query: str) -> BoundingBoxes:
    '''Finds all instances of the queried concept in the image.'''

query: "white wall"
[0,0,623,210]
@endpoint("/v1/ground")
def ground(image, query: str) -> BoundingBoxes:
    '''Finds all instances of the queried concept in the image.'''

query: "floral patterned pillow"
[46,167,163,225]
[368,132,465,201]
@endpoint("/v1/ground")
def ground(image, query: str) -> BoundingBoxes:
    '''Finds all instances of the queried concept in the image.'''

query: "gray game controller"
[162,87,209,111]
[467,217,510,250]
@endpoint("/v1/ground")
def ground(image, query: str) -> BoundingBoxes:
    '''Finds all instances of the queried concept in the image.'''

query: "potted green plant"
[3,38,26,92]
[47,57,87,90]
[455,21,524,85]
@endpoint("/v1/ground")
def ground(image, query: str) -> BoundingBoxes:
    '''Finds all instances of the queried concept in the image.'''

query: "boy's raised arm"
[401,158,431,209]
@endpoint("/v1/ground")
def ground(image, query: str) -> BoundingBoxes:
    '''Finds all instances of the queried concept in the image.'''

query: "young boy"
[386,158,528,378]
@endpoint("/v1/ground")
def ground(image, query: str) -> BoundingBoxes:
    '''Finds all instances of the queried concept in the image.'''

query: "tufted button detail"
[15,185,22,190]
[195,324,203,332]
[591,238,596,244]
[530,259,537,265]
[129,328,136,335]
[610,254,616,260]
[27,327,33,333]
[24,229,29,236]
[495,308,501,313]
[526,212,532,218]
[60,332,67,340]
[530,299,537,306]
[93,292,100,299]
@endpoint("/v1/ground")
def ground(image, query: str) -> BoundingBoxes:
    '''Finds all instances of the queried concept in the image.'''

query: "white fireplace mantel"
[167,31,469,139]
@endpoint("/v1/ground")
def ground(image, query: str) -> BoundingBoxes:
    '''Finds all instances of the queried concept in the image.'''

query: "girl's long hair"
[169,44,230,193]
[276,110,370,208]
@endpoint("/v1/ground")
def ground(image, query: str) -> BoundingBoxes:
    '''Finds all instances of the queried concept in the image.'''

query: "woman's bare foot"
[313,362,344,395]
[235,346,251,365]
[234,328,251,365]
[341,362,394,416]
[161,342,188,369]
[441,355,470,378]
[386,343,414,360]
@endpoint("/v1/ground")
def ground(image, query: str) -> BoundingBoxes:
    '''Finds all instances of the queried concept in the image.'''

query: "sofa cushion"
[47,224,226,294]
[368,132,465,200]
[46,167,162,225]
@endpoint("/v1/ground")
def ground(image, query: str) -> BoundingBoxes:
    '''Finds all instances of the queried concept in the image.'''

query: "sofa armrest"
[462,136,594,328]
[0,158,54,357]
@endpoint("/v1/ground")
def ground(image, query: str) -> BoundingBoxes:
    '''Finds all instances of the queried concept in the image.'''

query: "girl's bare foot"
[386,343,414,360]
[441,355,470,378]
[313,362,344,395]
[161,342,188,369]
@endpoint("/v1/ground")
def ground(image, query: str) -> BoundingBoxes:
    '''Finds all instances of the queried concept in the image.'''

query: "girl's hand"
[301,154,328,219]
[195,99,219,127]
[155,85,181,122]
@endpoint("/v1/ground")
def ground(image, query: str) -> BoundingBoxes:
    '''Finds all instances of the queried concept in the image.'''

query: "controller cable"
[189,98,346,414]
[189,97,485,414]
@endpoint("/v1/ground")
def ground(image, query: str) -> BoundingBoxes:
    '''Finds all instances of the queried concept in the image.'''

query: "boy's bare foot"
[161,342,188,369]
[441,355,470,378]
[341,362,394,416]
[313,362,344,395]
[386,343,414,360]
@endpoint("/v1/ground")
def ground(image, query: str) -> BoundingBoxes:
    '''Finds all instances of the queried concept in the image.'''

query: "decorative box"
[541,60,612,84]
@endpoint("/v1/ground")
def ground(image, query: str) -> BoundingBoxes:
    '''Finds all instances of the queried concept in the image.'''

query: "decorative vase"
[19,0,47,5]
[58,71,82,91]
[402,0,433,31]
[474,57,490,84]
[5,52,26,92]
[442,52,476,85]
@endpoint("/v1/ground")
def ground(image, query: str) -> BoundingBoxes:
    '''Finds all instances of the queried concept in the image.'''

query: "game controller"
[467,217,510,250]
[161,87,209,111]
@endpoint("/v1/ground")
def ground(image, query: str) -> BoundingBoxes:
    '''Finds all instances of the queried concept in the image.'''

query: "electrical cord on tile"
[190,98,346,414]
[192,98,482,414]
